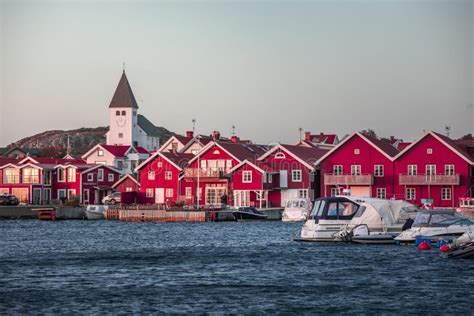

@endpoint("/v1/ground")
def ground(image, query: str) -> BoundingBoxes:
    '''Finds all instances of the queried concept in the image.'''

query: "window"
[165,171,172,180]
[58,189,66,199]
[226,160,233,170]
[267,173,272,183]
[330,187,340,196]
[117,161,123,169]
[333,165,343,175]
[441,188,451,200]
[67,168,76,182]
[427,148,433,155]
[445,165,454,176]
[157,161,163,168]
[405,188,416,201]
[374,165,384,177]
[57,168,65,182]
[351,165,361,176]
[98,169,104,181]
[166,188,174,198]
[98,150,104,156]
[116,110,120,116]
[408,165,417,176]
[298,189,308,198]
[376,188,386,199]
[200,160,207,170]
[108,174,114,182]
[67,189,76,199]
[185,187,192,199]
[118,133,123,139]
[354,148,360,155]
[292,170,302,182]
[125,187,132,192]
[121,110,126,116]
[242,171,252,183]
[275,152,286,159]
[23,168,39,184]
[146,189,153,197]
[148,171,155,180]
[171,142,178,151]
[426,165,436,176]
[83,189,89,202]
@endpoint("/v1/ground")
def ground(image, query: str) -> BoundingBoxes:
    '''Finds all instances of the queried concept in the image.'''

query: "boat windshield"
[310,200,325,218]
[414,212,471,227]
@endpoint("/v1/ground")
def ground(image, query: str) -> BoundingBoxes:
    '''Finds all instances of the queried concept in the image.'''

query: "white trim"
[292,169,302,182]
[83,189,90,202]
[393,130,473,165]
[257,144,315,170]
[157,136,187,153]
[18,163,44,170]
[187,141,241,165]
[81,144,132,160]
[242,170,252,183]
[112,174,140,189]
[135,150,184,172]
[315,132,396,165]
[228,159,265,174]
[18,157,39,164]
[81,164,119,175]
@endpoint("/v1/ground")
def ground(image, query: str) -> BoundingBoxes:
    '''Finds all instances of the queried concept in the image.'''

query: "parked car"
[0,194,20,206]
[102,192,121,205]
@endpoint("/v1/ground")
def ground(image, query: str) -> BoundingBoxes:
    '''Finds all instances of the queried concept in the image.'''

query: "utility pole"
[445,126,451,137]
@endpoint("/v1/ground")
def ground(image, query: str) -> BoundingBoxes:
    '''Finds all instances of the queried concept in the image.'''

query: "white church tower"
[106,70,139,147]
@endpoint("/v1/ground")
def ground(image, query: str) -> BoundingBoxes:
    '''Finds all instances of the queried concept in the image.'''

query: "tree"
[460,133,473,140]
[360,129,378,139]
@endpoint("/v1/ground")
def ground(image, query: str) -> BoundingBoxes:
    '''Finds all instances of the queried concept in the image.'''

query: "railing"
[324,174,374,185]
[184,168,230,178]
[399,174,460,185]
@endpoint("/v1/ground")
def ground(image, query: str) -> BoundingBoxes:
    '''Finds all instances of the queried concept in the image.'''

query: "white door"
[350,186,371,197]
[280,170,288,188]
[155,188,164,204]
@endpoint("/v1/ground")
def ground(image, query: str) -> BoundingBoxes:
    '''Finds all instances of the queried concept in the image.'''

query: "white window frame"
[146,189,153,198]
[108,174,114,182]
[126,187,133,192]
[67,189,76,199]
[57,168,65,182]
[298,189,308,199]
[444,165,454,176]
[351,165,361,176]
[330,187,340,196]
[57,189,66,199]
[87,173,94,182]
[405,188,416,201]
[185,187,192,199]
[157,161,163,168]
[267,173,273,183]
[354,148,360,155]
[275,152,286,159]
[242,171,252,183]
[165,171,172,180]
[441,188,451,200]
[426,165,436,176]
[98,149,104,156]
[408,165,417,176]
[98,169,104,181]
[333,165,343,176]
[148,171,155,180]
[166,188,174,198]
[292,170,302,182]
[374,165,384,177]
[427,148,433,155]
[67,168,76,182]
[376,188,386,199]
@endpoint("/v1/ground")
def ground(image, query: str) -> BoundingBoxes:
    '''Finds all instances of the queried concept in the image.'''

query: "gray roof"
[109,71,139,109]
[137,115,162,137]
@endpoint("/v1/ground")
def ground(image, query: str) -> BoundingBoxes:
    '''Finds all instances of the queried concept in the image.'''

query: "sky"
[0,0,473,146]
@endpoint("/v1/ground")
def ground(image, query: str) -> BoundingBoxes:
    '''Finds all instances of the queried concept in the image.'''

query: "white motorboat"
[294,196,365,242]
[395,210,474,244]
[282,198,312,222]
[85,205,109,220]
[457,197,474,220]
[442,231,474,259]
[335,199,419,244]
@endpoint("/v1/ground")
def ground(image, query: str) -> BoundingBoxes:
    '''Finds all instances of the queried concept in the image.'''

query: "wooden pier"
[118,209,206,222]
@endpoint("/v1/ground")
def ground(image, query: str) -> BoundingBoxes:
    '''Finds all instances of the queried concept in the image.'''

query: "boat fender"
[439,244,450,252]
[418,241,431,251]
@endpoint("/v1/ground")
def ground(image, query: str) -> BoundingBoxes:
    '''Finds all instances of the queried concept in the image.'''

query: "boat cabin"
[412,210,472,227]
[309,196,360,221]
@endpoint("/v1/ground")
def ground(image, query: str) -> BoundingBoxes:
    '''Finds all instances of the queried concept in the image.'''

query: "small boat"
[232,207,267,221]
[395,210,474,244]
[348,224,400,244]
[282,198,311,222]
[442,232,474,259]
[457,197,474,220]
[85,205,109,220]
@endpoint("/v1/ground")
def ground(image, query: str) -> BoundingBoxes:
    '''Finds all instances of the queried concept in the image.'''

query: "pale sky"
[0,0,473,146]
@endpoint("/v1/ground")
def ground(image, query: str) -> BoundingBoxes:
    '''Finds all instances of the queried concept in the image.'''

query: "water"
[0,220,473,314]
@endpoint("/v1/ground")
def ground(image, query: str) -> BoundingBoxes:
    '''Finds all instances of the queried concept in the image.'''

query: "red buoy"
[439,244,450,252]
[418,241,431,251]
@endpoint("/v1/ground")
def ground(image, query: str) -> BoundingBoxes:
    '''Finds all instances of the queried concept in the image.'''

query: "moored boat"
[85,205,109,220]
[282,198,311,222]
[232,207,267,221]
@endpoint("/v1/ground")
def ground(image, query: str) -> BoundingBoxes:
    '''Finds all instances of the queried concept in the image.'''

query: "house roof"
[108,71,139,109]
[217,142,268,161]
[362,134,400,158]
[396,142,411,151]
[259,144,328,170]
[135,146,149,154]
[228,159,277,174]
[0,157,19,166]
[137,114,162,138]
[112,174,140,189]
[160,152,194,170]
[101,145,131,157]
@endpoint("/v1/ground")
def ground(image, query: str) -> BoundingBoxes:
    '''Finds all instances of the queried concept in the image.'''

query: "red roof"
[280,144,329,164]
[397,142,411,151]
[135,147,149,154]
[433,132,473,162]
[174,135,194,145]
[160,152,194,169]
[0,157,19,166]
[217,142,268,161]
[362,134,400,158]
[101,145,131,157]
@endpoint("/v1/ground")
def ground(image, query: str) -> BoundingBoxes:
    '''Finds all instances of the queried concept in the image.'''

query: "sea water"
[0,220,473,314]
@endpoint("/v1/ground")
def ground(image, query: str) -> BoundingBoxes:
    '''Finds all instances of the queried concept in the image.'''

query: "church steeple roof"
[108,71,139,109]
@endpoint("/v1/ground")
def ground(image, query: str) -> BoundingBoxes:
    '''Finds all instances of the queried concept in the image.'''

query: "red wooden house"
[393,131,474,207]
[135,151,194,205]
[316,132,400,199]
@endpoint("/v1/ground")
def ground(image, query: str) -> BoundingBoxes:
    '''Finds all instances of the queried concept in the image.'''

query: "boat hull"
[85,210,105,220]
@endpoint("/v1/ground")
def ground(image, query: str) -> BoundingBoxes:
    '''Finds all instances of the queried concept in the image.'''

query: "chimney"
[231,135,240,143]
[186,131,194,138]
[390,136,395,142]
[304,131,311,141]
[320,132,324,137]
[212,131,220,140]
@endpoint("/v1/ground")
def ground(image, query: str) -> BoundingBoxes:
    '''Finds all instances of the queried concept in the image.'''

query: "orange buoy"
[439,244,450,252]
[418,241,431,251]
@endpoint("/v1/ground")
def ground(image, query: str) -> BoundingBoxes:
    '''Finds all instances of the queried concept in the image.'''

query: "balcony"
[324,174,374,185]
[399,174,460,185]
[184,168,230,179]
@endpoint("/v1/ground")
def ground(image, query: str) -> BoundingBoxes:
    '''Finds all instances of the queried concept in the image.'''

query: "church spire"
[108,70,139,109]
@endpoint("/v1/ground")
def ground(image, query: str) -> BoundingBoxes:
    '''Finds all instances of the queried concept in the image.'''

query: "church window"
[121,110,126,116]
[116,111,120,116]
[118,133,123,139]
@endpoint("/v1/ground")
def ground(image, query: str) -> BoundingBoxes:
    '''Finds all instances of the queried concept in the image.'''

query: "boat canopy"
[348,199,418,230]
[413,211,473,227]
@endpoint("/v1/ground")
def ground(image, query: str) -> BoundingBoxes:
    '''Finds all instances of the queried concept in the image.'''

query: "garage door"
[350,186,371,197]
